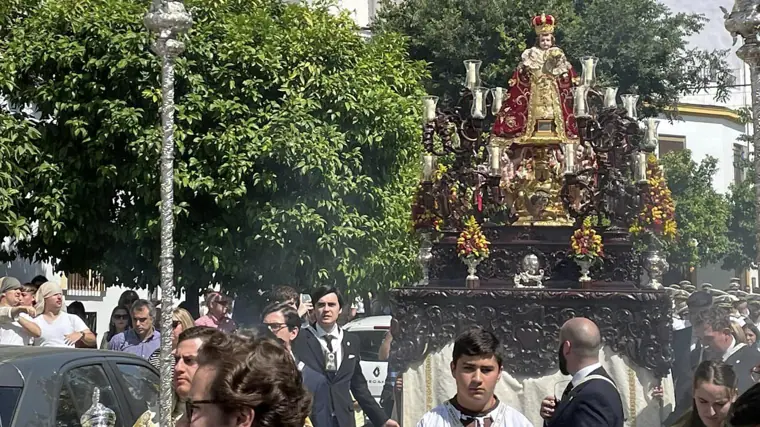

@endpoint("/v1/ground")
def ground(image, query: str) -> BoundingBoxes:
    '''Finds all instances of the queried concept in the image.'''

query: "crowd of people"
[6,274,760,427]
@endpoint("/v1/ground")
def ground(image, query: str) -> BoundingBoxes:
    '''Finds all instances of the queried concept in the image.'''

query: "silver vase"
[417,231,433,287]
[463,257,482,289]
[643,249,668,290]
[576,259,592,283]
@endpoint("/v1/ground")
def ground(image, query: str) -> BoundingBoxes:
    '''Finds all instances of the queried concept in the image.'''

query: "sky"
[660,0,742,68]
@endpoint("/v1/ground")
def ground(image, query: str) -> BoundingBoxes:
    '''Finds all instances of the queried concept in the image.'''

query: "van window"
[353,330,387,362]
[0,386,22,426]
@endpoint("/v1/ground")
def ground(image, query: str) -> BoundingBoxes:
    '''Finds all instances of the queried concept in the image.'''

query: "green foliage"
[0,0,427,294]
[375,0,732,113]
[660,150,731,269]
[724,140,755,272]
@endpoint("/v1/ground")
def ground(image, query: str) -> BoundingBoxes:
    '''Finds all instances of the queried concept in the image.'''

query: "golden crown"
[532,14,556,35]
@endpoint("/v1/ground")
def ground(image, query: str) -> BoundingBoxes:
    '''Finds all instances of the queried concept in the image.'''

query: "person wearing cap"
[32,281,96,347]
[0,276,41,345]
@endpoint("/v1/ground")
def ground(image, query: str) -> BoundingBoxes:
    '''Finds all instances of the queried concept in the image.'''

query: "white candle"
[422,154,436,181]
[604,87,617,108]
[583,58,595,85]
[466,63,477,88]
[423,98,436,122]
[491,87,505,115]
[565,144,576,174]
[489,146,501,175]
[473,92,485,118]
[635,152,647,182]
[574,88,587,116]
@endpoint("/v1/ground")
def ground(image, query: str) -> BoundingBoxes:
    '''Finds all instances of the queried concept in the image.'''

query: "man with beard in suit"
[539,317,623,427]
[292,286,399,427]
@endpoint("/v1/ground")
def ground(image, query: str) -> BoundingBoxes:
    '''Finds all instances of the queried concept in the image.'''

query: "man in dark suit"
[539,317,624,427]
[292,286,398,427]
[693,306,760,394]
[667,291,714,425]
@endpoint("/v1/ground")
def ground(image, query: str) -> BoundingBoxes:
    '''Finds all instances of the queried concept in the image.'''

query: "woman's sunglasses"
[113,314,129,320]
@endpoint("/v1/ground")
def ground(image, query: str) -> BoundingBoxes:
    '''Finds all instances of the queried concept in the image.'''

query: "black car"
[0,346,159,427]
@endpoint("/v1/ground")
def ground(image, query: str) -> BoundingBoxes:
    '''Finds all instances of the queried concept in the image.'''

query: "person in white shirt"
[417,328,533,427]
[32,281,96,347]
[0,276,41,345]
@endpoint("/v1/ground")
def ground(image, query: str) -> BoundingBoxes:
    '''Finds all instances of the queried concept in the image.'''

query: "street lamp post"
[725,2,760,277]
[144,1,192,425]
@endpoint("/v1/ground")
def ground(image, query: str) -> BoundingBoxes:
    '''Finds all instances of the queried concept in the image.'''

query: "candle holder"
[463,60,482,91]
[580,56,599,86]
[643,117,659,152]
[421,154,437,182]
[471,87,488,119]
[422,95,439,124]
[564,143,577,175]
[603,87,618,109]
[621,94,640,119]
[488,145,501,176]
[573,85,591,118]
[491,87,506,115]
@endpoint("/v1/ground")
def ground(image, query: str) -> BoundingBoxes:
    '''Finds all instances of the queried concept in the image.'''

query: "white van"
[343,315,391,404]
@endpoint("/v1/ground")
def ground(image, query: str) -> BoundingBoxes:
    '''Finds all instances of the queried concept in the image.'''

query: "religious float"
[391,14,676,427]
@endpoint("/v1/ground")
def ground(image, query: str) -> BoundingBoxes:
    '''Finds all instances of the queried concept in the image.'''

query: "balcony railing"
[63,271,106,298]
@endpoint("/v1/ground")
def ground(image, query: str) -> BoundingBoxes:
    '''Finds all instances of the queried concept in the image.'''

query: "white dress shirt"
[314,323,344,370]
[570,362,603,387]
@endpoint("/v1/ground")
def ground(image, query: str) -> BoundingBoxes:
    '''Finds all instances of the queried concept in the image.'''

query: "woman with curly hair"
[186,329,312,427]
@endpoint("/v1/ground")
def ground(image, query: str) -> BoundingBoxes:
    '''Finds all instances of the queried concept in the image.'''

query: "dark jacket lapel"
[305,329,327,371]
[334,333,356,382]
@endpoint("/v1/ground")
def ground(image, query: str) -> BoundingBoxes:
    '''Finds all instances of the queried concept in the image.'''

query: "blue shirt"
[108,329,161,360]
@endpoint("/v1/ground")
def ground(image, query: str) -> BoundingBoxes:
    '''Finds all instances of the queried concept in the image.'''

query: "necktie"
[324,334,335,352]
[561,382,574,401]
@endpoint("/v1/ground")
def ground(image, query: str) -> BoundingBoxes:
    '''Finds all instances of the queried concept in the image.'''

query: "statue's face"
[539,34,553,50]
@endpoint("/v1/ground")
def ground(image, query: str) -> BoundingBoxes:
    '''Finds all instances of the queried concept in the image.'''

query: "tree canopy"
[660,150,731,271]
[0,0,427,295]
[375,0,733,115]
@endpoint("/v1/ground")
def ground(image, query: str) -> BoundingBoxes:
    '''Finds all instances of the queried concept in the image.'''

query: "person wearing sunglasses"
[148,308,195,369]
[100,305,132,349]
[195,292,237,332]
[186,330,311,427]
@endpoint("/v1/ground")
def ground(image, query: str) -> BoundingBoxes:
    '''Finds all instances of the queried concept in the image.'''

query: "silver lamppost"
[724,2,760,277]
[144,1,192,425]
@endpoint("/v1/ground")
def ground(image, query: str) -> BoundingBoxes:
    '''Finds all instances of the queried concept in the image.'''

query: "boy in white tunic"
[417,328,533,427]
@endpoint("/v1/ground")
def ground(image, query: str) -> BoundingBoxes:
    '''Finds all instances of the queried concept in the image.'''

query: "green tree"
[660,150,731,271]
[724,134,755,273]
[0,0,427,295]
[375,0,732,114]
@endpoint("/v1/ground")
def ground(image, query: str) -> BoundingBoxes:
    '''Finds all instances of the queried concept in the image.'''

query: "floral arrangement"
[457,216,490,260]
[629,154,677,244]
[570,216,604,262]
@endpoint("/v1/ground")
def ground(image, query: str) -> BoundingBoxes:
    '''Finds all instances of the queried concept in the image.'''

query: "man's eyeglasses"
[264,322,287,332]
[185,399,224,421]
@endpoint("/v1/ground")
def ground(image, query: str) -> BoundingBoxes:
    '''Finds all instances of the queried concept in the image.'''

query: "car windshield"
[352,330,387,362]
[0,386,22,426]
